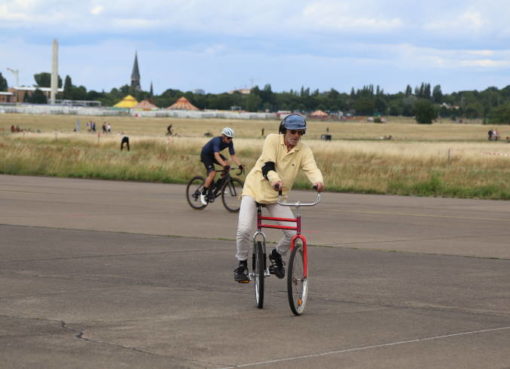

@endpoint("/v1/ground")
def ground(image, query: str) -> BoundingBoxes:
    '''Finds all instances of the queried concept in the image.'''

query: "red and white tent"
[309,110,328,119]
[166,97,199,111]
[134,99,158,110]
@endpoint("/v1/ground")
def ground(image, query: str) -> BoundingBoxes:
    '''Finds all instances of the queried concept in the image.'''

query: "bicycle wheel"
[253,241,265,309]
[186,176,207,210]
[287,241,308,315]
[221,178,243,212]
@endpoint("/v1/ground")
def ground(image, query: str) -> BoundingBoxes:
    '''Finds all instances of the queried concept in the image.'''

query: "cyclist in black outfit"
[200,127,243,205]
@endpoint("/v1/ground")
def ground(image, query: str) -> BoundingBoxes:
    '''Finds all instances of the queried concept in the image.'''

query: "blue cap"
[283,114,307,130]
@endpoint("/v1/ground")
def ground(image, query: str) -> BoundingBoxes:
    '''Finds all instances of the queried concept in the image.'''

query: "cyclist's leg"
[203,153,227,189]
[267,203,296,256]
[201,154,216,189]
[203,170,216,190]
[200,153,217,203]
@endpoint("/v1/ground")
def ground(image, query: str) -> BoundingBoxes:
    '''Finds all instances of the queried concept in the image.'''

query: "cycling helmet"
[221,127,235,138]
[279,114,307,134]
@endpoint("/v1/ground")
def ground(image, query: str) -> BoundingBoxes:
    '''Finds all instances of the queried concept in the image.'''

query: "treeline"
[2,72,510,124]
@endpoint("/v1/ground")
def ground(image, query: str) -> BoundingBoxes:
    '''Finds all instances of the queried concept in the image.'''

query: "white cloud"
[424,8,485,35]
[389,43,510,70]
[111,18,159,30]
[90,5,103,15]
[301,1,403,32]
[2,0,510,94]
[459,59,510,68]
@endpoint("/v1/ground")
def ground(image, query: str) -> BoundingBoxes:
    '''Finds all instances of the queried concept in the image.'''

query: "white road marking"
[218,325,510,368]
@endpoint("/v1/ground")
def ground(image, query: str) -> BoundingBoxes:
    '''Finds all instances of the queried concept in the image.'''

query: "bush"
[415,99,437,124]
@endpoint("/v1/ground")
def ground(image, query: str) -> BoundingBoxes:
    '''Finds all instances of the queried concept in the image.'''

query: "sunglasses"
[288,130,305,136]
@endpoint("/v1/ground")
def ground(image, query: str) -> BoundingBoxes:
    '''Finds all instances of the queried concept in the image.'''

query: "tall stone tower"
[131,52,141,91]
[50,39,59,104]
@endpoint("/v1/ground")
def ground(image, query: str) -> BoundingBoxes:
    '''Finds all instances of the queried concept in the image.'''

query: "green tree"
[242,93,262,112]
[432,85,443,103]
[207,93,234,110]
[415,99,436,124]
[86,90,105,101]
[388,100,401,116]
[34,72,62,88]
[423,83,431,99]
[261,84,275,110]
[464,102,483,119]
[402,95,417,116]
[0,72,7,91]
[374,97,387,115]
[415,83,431,99]
[354,97,375,115]
[489,102,510,124]
[63,75,73,99]
[70,86,88,100]
[29,89,48,104]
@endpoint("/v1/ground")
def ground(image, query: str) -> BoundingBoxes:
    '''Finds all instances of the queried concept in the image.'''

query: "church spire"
[131,52,141,91]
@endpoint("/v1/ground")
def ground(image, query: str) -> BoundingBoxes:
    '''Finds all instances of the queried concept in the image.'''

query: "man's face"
[284,129,305,147]
[222,135,232,144]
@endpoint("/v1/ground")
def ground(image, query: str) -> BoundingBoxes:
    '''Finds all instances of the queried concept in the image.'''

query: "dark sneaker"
[269,249,285,279]
[234,264,250,283]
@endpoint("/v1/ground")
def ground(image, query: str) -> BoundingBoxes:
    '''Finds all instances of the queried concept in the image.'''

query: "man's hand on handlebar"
[273,181,283,192]
[313,182,325,192]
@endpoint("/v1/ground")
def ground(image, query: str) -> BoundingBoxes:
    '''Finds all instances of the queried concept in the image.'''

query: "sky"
[1,0,510,95]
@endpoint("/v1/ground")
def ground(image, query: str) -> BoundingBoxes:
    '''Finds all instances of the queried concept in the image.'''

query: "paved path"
[1,175,509,369]
[1,174,510,258]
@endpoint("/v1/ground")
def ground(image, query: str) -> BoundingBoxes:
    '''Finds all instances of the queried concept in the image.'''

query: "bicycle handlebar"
[217,166,244,176]
[277,188,321,207]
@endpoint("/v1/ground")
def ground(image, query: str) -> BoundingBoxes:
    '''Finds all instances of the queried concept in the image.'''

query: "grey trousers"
[235,195,296,261]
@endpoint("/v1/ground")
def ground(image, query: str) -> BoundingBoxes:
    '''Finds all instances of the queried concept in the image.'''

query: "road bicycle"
[186,166,244,212]
[250,189,321,315]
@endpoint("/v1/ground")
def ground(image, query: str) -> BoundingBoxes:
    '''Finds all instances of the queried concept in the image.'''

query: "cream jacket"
[242,133,324,204]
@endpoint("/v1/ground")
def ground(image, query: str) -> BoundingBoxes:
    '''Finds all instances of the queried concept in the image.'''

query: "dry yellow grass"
[1,113,508,141]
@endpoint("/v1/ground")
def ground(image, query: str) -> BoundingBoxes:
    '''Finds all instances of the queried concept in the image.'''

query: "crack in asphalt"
[0,314,201,367]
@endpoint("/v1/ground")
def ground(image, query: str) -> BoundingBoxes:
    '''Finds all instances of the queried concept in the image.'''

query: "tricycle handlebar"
[277,189,321,207]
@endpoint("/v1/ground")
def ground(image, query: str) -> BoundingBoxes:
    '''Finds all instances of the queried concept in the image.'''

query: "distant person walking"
[120,134,130,151]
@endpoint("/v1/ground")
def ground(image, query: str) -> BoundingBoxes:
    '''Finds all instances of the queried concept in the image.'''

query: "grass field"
[0,113,502,141]
[1,113,510,199]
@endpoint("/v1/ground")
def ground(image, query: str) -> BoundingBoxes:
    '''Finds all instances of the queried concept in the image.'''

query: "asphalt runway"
[1,175,509,369]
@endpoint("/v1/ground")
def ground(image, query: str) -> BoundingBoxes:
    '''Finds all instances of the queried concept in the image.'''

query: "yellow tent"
[113,95,138,108]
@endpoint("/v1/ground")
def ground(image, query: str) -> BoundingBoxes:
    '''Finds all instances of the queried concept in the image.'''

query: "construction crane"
[6,67,19,87]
